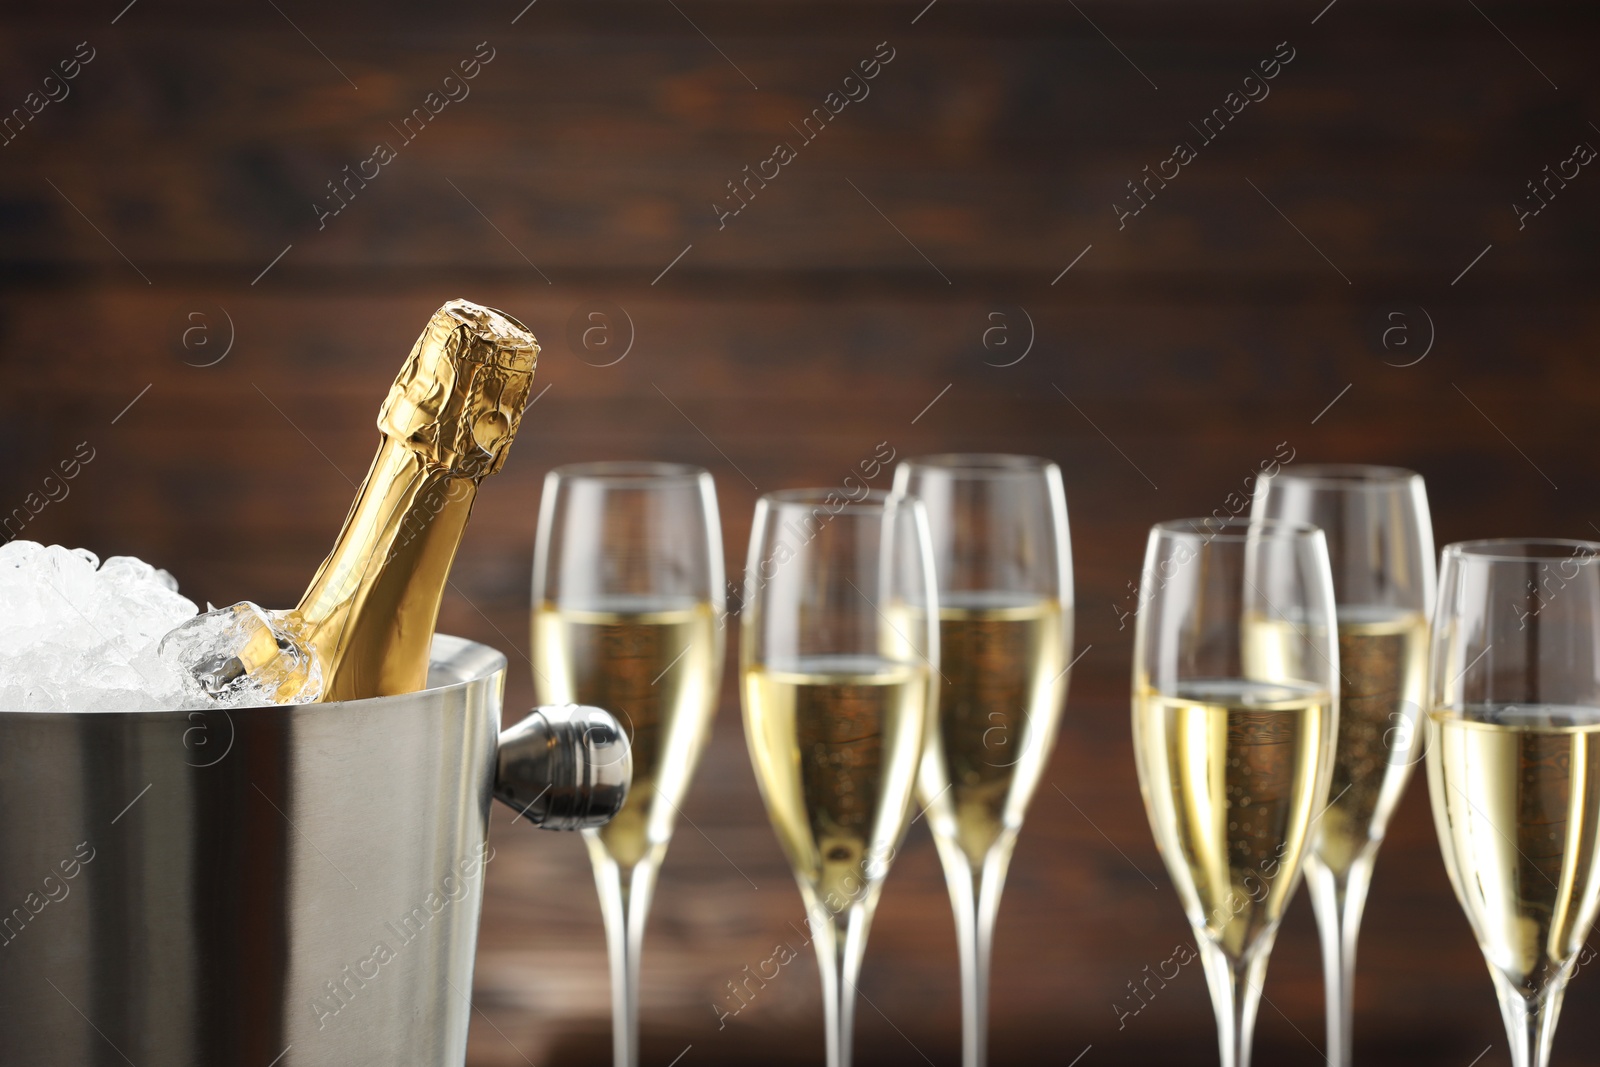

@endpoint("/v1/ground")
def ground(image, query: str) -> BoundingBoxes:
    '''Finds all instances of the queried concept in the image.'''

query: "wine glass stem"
[1195,933,1274,1067]
[1490,970,1568,1067]
[935,832,1018,1067]
[590,844,663,1067]
[1306,853,1376,1067]
[814,902,872,1067]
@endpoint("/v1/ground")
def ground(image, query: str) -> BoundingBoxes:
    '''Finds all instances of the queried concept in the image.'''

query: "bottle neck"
[294,436,479,700]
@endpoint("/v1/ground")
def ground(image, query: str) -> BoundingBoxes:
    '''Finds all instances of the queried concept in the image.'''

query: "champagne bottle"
[161,299,539,704]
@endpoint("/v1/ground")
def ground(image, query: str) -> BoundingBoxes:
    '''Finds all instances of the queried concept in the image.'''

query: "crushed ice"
[0,541,200,711]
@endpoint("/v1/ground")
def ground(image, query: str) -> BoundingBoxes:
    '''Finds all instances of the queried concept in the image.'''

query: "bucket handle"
[493,705,632,831]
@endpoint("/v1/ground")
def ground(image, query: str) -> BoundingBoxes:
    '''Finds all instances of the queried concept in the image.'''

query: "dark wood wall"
[4,1,1600,1063]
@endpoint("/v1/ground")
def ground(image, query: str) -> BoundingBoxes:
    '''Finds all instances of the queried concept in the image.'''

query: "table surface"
[2,2,1599,1063]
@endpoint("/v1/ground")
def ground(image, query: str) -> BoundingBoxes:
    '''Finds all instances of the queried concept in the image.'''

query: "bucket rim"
[0,633,507,718]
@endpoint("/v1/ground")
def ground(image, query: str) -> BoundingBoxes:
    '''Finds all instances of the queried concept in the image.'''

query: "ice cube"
[158,602,323,707]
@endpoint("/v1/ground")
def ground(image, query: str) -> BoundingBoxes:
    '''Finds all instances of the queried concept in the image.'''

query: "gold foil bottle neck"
[378,299,539,479]
[159,299,539,705]
[296,298,538,699]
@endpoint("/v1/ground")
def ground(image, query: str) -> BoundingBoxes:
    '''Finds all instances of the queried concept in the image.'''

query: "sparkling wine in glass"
[532,462,724,1067]
[741,489,937,1067]
[1252,465,1434,1067]
[1426,539,1600,1067]
[892,454,1073,1067]
[1132,518,1339,1067]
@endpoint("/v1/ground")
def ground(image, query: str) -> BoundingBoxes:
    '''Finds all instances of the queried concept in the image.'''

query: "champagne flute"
[892,454,1073,1067]
[740,489,937,1067]
[1252,465,1435,1067]
[531,462,724,1067]
[1426,539,1600,1067]
[1132,517,1339,1067]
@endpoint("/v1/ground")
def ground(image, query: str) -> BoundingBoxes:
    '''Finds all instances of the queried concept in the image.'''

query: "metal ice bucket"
[0,634,628,1067]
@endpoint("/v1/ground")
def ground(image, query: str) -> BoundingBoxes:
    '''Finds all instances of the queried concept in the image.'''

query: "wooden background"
[4,0,1600,1063]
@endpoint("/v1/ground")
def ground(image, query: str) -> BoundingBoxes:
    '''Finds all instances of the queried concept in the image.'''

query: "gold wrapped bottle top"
[378,299,539,479]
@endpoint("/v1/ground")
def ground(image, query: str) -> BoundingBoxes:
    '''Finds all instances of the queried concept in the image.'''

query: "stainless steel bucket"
[0,634,628,1067]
